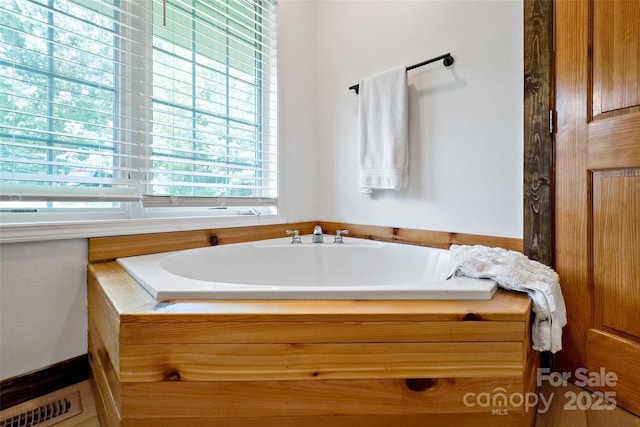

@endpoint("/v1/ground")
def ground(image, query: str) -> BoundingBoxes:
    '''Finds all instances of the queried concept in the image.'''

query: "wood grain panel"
[89,221,522,262]
[119,376,529,418]
[118,342,524,382]
[592,169,640,337]
[524,0,554,267]
[319,222,523,252]
[87,274,121,374]
[89,222,524,263]
[121,320,525,345]
[212,222,318,245]
[118,413,531,427]
[588,115,640,169]
[556,0,640,416]
[587,329,640,416]
[89,230,211,263]
[592,0,640,117]
[554,0,592,375]
[88,320,121,410]
[88,222,318,262]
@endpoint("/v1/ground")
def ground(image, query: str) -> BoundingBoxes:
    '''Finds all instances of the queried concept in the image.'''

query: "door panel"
[592,0,640,117]
[587,330,640,412]
[556,0,640,416]
[592,169,640,338]
[588,116,640,168]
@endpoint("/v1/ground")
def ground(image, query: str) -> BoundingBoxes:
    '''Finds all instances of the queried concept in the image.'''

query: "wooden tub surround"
[88,223,537,426]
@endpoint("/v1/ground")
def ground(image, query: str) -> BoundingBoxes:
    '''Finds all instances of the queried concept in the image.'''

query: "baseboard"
[0,355,89,410]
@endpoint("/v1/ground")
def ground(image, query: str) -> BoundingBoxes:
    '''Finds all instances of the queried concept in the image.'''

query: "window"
[0,0,277,219]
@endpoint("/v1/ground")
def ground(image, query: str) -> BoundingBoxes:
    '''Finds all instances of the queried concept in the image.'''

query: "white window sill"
[0,214,285,243]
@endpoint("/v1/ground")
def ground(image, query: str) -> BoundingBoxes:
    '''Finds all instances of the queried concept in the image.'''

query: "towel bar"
[349,53,454,94]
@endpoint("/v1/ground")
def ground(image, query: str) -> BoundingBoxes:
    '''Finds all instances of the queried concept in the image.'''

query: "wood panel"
[88,222,318,262]
[555,0,640,415]
[592,0,640,117]
[523,0,554,267]
[593,169,640,337]
[87,263,157,318]
[118,375,532,419]
[587,330,640,416]
[87,273,122,374]
[89,358,120,427]
[88,320,121,411]
[121,320,525,345]
[118,342,524,382]
[318,222,523,252]
[554,0,592,375]
[89,221,524,263]
[588,115,640,169]
[117,413,532,427]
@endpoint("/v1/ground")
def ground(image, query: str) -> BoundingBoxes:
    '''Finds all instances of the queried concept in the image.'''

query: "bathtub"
[116,235,498,300]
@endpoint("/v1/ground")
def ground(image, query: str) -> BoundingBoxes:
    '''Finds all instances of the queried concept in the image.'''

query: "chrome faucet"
[286,229,302,244]
[333,229,349,244]
[312,225,324,243]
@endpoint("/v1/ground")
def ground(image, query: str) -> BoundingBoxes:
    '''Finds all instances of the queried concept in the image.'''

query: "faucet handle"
[286,229,302,244]
[334,229,349,244]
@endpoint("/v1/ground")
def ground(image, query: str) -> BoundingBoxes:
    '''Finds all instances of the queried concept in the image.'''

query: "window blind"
[0,0,278,209]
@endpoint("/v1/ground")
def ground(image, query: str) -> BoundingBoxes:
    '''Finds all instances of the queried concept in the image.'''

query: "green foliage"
[1,0,267,199]
[0,0,116,179]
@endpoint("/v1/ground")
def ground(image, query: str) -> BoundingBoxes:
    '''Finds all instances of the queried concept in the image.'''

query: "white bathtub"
[116,236,498,300]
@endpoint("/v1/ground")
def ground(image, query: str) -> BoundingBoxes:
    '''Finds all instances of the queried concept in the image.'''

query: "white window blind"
[0,0,278,210]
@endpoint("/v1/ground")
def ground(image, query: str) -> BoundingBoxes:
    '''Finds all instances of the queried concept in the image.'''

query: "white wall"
[315,0,523,238]
[276,0,319,223]
[0,0,523,380]
[0,240,88,379]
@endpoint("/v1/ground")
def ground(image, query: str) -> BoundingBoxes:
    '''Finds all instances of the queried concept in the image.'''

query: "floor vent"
[0,390,81,427]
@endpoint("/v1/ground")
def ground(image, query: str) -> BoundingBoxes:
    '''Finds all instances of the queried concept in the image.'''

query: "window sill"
[0,214,285,243]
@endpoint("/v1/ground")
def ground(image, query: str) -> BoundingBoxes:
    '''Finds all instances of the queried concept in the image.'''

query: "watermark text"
[463,367,618,415]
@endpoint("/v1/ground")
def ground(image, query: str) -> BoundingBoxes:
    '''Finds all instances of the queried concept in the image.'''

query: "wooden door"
[555,0,640,416]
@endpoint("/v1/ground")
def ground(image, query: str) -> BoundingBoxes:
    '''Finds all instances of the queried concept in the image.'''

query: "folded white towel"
[448,244,567,353]
[358,67,409,194]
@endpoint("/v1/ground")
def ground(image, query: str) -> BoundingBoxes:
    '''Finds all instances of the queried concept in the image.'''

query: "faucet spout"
[312,225,324,243]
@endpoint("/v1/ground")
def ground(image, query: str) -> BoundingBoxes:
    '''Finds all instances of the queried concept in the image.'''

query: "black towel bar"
[349,53,454,94]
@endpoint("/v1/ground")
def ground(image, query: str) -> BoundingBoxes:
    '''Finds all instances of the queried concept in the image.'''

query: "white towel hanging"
[358,67,409,194]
